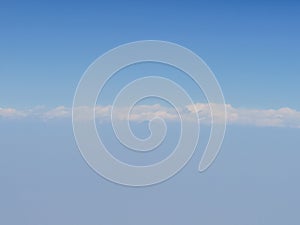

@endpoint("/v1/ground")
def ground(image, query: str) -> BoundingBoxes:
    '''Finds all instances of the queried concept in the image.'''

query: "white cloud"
[0,107,27,118]
[42,106,71,119]
[1,104,300,128]
[188,103,300,128]
[110,104,179,122]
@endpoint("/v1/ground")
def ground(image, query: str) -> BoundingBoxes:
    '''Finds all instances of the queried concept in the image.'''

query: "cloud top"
[1,104,300,128]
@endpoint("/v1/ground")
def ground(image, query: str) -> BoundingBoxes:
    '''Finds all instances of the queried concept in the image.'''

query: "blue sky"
[1,0,299,109]
[1,1,300,225]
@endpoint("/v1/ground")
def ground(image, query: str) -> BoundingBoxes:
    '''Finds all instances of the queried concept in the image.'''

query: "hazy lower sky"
[1,1,300,225]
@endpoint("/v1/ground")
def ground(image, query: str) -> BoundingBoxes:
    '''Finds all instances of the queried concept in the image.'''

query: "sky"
[1,1,300,225]
[1,0,300,109]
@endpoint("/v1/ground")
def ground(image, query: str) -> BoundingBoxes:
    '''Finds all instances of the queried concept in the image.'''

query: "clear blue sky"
[1,1,300,225]
[1,0,299,109]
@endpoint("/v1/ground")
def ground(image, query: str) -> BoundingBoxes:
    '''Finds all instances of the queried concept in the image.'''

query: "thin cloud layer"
[1,104,300,128]
[189,103,300,128]
[0,107,27,118]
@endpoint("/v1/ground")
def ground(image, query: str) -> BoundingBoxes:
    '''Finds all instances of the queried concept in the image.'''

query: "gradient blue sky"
[1,1,300,225]
[1,0,299,109]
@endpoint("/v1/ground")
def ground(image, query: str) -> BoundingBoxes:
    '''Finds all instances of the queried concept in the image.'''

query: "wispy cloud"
[189,103,300,128]
[0,107,27,118]
[42,106,71,119]
[1,104,300,128]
